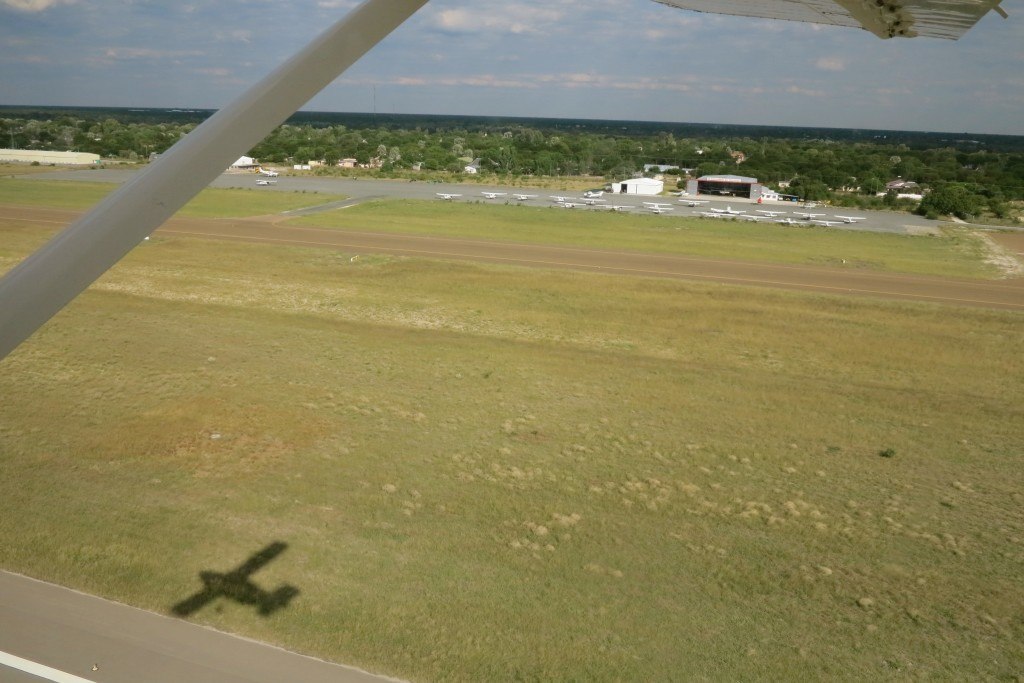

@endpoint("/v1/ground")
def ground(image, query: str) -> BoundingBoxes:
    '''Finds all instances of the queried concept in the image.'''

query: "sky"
[0,0,1022,135]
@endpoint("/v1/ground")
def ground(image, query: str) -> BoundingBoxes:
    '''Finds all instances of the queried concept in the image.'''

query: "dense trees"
[2,108,1021,215]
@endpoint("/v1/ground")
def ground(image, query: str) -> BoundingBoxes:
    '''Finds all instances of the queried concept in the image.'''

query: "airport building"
[685,174,761,199]
[0,149,100,165]
[610,177,664,195]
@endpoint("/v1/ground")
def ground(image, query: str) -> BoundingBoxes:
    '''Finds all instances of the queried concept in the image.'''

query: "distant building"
[231,156,257,169]
[337,158,358,168]
[0,149,100,165]
[464,158,482,174]
[686,174,762,199]
[611,177,664,195]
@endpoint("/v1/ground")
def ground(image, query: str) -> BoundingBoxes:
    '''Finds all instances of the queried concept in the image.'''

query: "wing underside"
[653,0,1005,39]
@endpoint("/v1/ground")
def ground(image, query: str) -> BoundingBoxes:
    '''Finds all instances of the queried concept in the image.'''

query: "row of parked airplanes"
[436,190,867,226]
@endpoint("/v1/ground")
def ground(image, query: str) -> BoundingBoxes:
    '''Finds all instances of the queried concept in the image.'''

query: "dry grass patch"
[1,216,1022,681]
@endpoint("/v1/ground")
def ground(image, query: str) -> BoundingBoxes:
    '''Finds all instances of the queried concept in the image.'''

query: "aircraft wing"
[653,0,1006,39]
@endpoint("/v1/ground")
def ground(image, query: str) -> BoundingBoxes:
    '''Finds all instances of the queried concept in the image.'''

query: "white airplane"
[257,167,278,177]
[549,195,569,203]
[756,210,786,218]
[812,220,842,227]
[835,215,867,223]
[0,0,1002,362]
[583,190,605,199]
[255,179,277,186]
[600,205,632,212]
[512,194,538,201]
[680,199,709,207]
[708,205,743,215]
[560,202,585,209]
[698,211,724,218]
[738,214,763,221]
[435,193,462,201]
[581,197,607,205]
[775,218,801,226]
[480,192,507,199]
[794,212,825,220]
[644,204,675,214]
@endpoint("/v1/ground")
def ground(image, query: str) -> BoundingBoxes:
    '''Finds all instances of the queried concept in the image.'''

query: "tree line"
[2,108,1021,220]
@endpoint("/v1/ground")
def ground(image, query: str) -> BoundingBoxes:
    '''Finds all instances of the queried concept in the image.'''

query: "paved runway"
[0,571,397,683]
[4,205,1023,310]
[27,168,942,235]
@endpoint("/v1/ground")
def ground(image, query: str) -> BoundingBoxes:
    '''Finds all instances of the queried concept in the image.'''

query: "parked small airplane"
[480,192,507,199]
[512,194,538,201]
[812,220,842,227]
[698,211,724,218]
[680,199,709,207]
[560,202,584,209]
[794,212,825,220]
[583,189,605,199]
[256,179,277,186]
[775,218,801,226]
[756,210,786,218]
[257,167,278,177]
[835,215,867,223]
[581,197,607,205]
[643,202,674,214]
[549,195,569,203]
[598,204,631,212]
[738,214,763,221]
[709,206,743,215]
[435,193,462,201]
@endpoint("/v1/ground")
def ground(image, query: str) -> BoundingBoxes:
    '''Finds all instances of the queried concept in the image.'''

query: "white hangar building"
[610,177,664,196]
[0,149,100,165]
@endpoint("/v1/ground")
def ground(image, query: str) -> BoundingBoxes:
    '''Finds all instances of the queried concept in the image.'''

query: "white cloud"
[815,57,846,71]
[1,0,77,11]
[429,5,566,35]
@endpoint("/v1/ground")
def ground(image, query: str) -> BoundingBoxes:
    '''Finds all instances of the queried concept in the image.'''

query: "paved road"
[25,168,941,235]
[0,571,398,683]
[5,205,1023,311]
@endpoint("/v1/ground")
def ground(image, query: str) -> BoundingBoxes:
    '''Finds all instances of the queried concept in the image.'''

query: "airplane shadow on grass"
[171,541,300,618]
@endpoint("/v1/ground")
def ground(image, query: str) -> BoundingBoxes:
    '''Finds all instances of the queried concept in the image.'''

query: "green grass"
[0,177,344,217]
[291,199,1000,279]
[1,215,1022,681]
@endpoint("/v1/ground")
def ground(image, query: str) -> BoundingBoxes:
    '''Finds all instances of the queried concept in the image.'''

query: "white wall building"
[610,177,664,195]
[0,149,100,165]
[231,156,257,168]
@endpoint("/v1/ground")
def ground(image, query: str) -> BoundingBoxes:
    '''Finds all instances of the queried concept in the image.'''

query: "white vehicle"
[480,192,507,199]
[680,199,709,207]
[756,210,786,218]
[794,212,825,220]
[257,167,278,177]
[435,193,462,201]
[835,215,867,223]
[583,190,604,199]
[708,205,743,215]
[512,194,538,201]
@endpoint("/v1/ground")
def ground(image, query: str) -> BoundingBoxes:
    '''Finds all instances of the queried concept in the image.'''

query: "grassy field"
[0,177,344,218]
[1,207,1022,681]
[292,199,1002,279]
